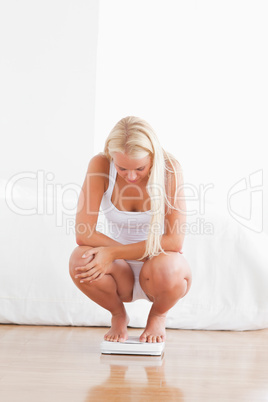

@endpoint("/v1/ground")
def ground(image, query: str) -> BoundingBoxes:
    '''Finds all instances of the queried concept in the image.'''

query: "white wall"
[94,0,268,234]
[0,0,99,185]
[1,0,267,239]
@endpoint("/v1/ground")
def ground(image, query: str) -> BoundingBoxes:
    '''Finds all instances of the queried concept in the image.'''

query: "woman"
[69,116,192,343]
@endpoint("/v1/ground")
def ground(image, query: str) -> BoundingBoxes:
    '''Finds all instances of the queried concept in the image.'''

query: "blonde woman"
[69,116,192,343]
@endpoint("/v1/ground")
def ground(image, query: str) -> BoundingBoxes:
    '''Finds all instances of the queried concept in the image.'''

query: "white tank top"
[99,160,152,245]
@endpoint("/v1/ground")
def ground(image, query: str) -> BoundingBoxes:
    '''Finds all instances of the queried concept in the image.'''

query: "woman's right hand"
[74,253,95,281]
[75,246,115,283]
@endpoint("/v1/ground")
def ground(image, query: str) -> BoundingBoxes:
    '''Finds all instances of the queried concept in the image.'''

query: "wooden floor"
[0,325,267,401]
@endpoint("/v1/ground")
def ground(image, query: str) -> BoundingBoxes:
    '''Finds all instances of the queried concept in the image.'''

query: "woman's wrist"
[110,245,120,261]
[109,242,147,262]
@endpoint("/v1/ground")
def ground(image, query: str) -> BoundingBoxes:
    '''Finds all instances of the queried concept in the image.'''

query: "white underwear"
[125,260,152,302]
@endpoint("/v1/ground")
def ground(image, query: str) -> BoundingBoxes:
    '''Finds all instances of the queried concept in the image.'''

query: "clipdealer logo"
[4,170,217,236]
[227,170,263,233]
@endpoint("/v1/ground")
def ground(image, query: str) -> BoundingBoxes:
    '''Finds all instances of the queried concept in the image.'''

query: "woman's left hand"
[75,246,114,283]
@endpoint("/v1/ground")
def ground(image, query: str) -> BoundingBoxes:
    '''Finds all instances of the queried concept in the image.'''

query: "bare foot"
[104,312,130,343]
[139,312,166,343]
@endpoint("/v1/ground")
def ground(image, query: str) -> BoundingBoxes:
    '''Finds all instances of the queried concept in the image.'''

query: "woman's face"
[112,152,152,184]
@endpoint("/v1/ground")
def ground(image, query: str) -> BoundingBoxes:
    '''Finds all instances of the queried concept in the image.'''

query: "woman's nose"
[128,171,137,180]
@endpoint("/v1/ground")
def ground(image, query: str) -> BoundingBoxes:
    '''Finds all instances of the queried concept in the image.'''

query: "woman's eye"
[119,167,144,171]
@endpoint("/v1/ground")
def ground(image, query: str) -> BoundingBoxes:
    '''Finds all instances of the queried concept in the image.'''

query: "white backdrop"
[94,0,268,235]
[0,0,98,185]
[0,0,99,255]
[0,1,267,329]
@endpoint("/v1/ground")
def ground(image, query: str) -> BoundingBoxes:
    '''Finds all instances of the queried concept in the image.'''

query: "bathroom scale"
[100,336,165,356]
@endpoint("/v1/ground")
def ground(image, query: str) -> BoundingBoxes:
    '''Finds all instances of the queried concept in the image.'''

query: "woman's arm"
[77,228,123,248]
[75,154,123,248]
[108,234,179,261]
[162,158,186,251]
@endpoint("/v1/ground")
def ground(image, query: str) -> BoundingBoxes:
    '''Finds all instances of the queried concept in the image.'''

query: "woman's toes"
[147,335,153,343]
[139,333,147,343]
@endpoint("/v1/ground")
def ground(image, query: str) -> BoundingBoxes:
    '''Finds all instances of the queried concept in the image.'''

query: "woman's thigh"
[109,259,135,302]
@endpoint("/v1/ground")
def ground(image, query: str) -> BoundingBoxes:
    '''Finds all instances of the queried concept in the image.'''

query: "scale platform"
[100,336,165,356]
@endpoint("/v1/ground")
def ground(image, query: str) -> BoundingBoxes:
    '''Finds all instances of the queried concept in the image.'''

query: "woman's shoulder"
[87,153,110,192]
[88,152,110,172]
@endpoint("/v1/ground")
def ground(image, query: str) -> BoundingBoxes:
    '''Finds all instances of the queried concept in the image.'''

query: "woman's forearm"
[110,240,147,261]
[77,229,182,260]
[110,234,179,261]
[76,230,122,248]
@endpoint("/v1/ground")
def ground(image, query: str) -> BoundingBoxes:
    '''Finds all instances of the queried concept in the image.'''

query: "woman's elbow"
[174,243,183,253]
[76,237,85,246]
[172,237,184,253]
[75,224,96,246]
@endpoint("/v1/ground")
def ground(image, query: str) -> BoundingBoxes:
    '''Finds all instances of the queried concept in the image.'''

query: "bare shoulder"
[87,152,110,173]
[86,152,110,191]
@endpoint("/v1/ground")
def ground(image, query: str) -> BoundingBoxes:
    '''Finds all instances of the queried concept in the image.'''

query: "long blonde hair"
[103,116,181,260]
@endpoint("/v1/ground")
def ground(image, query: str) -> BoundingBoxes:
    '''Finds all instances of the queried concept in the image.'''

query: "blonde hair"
[103,116,181,260]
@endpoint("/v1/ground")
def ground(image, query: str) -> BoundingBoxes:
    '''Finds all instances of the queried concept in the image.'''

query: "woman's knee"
[69,245,94,278]
[142,252,191,291]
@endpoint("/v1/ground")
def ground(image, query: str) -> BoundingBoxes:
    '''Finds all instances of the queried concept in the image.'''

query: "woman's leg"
[69,245,135,342]
[139,252,192,343]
